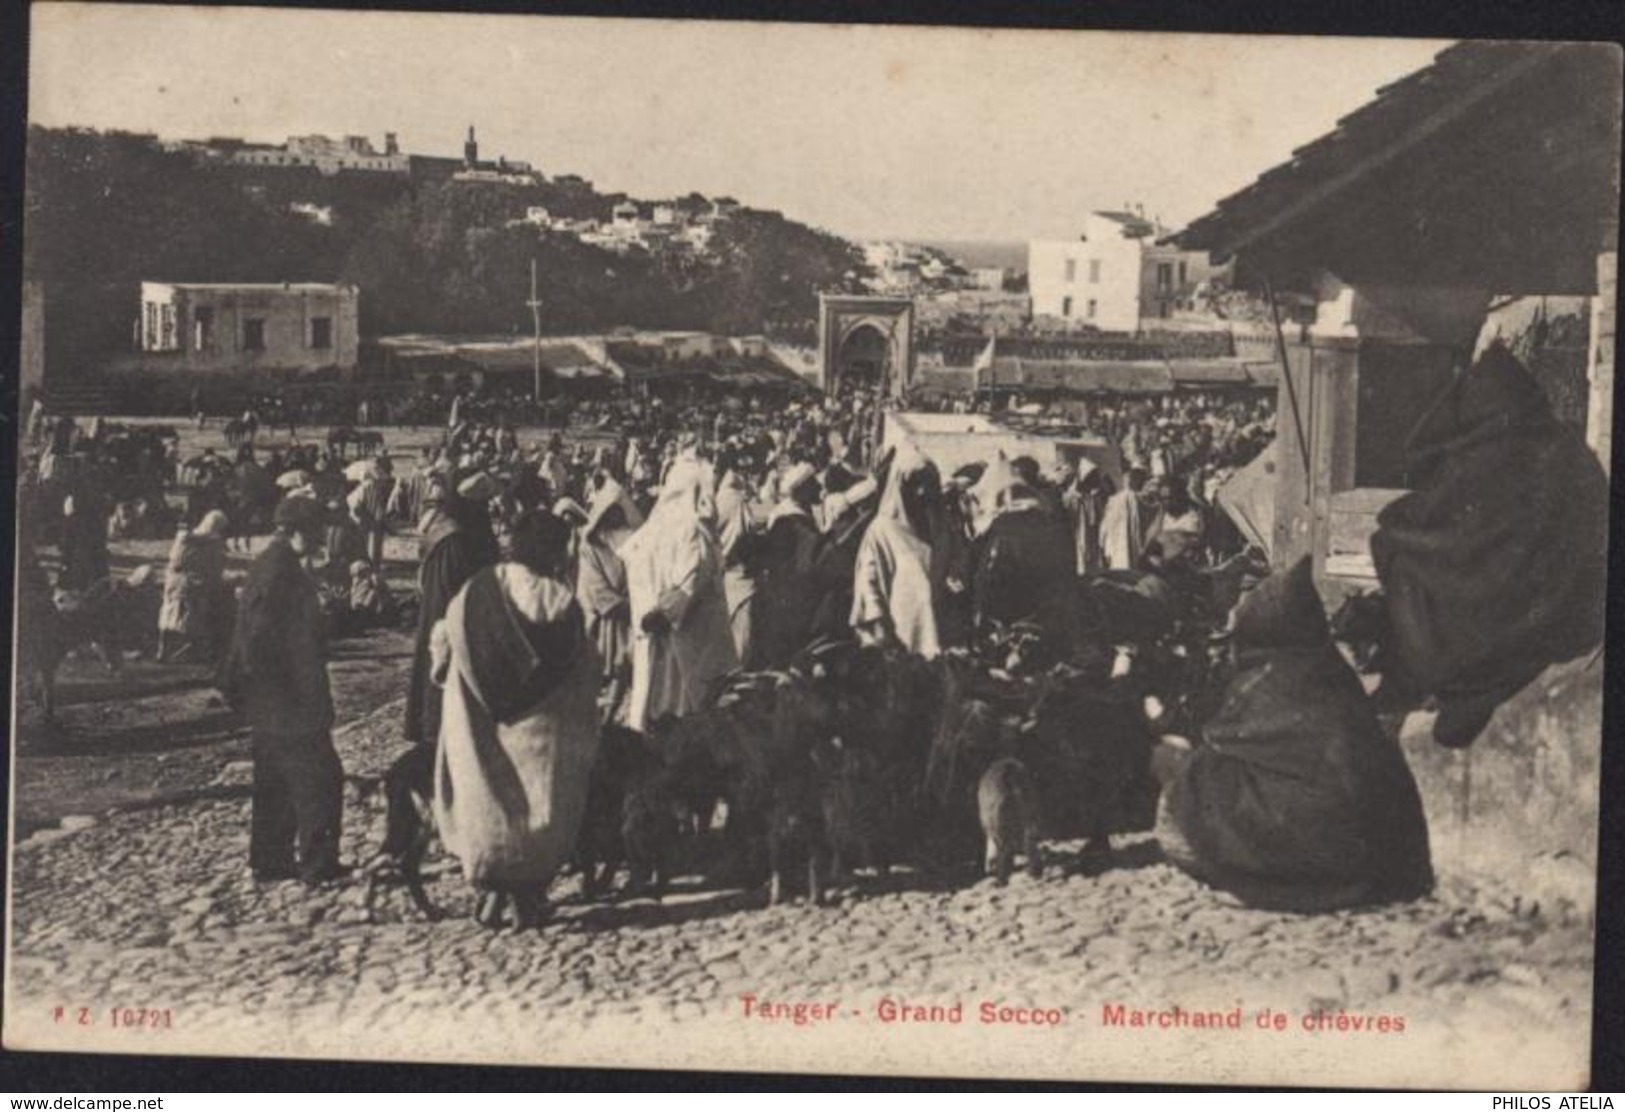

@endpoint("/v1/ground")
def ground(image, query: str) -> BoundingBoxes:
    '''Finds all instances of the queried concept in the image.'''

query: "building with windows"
[215,132,410,175]
[135,282,359,373]
[1029,210,1220,331]
[173,126,538,184]
[970,267,1009,291]
[420,126,537,183]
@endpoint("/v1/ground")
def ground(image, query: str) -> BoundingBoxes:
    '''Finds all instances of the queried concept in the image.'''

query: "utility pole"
[528,258,543,400]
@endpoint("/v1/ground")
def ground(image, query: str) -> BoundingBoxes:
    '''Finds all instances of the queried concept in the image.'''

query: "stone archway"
[818,294,915,396]
[834,321,892,394]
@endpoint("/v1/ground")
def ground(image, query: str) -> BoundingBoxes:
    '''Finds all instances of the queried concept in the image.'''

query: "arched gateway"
[818,294,915,397]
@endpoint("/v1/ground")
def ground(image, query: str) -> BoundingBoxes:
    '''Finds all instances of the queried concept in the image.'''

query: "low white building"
[289,202,334,226]
[452,166,537,185]
[1029,210,1222,332]
[133,281,359,373]
[679,223,715,252]
[970,267,1008,291]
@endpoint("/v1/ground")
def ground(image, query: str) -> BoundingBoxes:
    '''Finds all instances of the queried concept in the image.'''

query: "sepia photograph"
[4,2,1621,1089]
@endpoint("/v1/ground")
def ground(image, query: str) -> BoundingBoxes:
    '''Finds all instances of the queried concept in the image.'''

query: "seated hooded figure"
[348,559,397,627]
[1154,558,1434,913]
[1370,342,1609,748]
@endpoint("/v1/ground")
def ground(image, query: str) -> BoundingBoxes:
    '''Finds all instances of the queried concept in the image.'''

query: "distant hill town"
[22,125,873,375]
[23,124,1282,396]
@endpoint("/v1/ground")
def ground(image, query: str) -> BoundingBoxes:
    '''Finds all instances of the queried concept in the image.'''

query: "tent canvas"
[1215,441,1278,559]
[881,411,1059,477]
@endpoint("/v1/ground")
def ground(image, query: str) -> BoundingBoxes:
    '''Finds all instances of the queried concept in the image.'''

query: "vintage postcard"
[7,4,1619,1089]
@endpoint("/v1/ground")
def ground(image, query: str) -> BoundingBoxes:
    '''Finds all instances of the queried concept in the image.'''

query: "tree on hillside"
[24,127,338,373]
[692,209,870,333]
[340,182,685,335]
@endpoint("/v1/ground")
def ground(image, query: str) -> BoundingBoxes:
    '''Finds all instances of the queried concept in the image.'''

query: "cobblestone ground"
[6,693,1597,1087]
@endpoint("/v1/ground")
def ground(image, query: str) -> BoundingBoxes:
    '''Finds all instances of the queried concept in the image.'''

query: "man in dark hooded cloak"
[1155,558,1434,913]
[1370,343,1609,748]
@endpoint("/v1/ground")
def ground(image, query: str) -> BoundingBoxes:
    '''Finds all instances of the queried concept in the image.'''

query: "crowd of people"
[18,342,1606,932]
[20,416,408,667]
[11,380,1300,904]
[227,381,1293,917]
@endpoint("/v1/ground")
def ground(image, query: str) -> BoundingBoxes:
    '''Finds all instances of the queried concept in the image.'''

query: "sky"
[28,4,1450,243]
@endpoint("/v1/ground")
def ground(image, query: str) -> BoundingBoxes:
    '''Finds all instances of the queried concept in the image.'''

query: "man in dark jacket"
[972,463,1076,648]
[755,462,824,669]
[404,483,501,748]
[228,445,275,553]
[382,483,500,861]
[220,495,345,884]
[59,468,112,593]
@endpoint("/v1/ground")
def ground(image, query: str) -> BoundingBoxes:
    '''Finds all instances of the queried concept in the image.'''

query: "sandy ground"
[4,419,1600,1088]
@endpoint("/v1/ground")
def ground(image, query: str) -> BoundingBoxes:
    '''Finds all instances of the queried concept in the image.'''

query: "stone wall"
[1588,251,1615,472]
[1396,654,1603,917]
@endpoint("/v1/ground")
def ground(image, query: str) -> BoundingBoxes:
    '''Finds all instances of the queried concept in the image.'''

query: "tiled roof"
[1171,41,1587,261]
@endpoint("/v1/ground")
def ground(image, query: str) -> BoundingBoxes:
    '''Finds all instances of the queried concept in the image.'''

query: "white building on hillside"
[1029,210,1222,332]
[970,267,1008,291]
[226,133,410,175]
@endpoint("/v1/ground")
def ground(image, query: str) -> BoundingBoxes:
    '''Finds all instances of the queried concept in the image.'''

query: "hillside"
[23,127,871,372]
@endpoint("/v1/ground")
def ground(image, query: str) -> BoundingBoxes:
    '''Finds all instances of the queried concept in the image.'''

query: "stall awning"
[379,336,618,380]
[618,354,813,392]
[1170,359,1251,386]
[1242,361,1280,388]
[987,357,1174,394]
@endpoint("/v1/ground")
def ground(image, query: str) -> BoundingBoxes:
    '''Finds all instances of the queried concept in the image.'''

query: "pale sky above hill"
[29,4,1449,242]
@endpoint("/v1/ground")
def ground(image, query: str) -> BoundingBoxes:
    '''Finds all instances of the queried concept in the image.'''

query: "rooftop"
[1092,210,1158,237]
[145,281,354,293]
[1172,40,1621,294]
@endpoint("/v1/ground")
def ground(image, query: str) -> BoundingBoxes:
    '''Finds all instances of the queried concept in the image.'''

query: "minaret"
[464,125,478,167]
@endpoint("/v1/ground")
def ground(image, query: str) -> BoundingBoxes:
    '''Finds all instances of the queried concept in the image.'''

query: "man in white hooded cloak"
[850,444,941,659]
[621,456,740,732]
